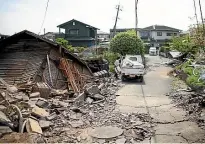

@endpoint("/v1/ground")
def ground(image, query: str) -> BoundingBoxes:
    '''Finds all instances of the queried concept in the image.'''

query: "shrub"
[186,75,205,88]
[109,65,115,73]
[103,51,120,65]
[110,30,144,56]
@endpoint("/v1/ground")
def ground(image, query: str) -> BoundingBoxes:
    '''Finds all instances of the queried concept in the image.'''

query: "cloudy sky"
[0,0,204,35]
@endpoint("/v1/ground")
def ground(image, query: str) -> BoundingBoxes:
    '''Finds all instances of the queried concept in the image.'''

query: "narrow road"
[115,55,205,143]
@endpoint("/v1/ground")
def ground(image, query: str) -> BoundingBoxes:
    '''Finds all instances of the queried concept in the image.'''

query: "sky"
[0,0,205,35]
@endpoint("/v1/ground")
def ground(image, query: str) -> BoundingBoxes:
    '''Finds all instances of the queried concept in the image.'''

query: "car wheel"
[121,75,126,82]
[139,76,143,82]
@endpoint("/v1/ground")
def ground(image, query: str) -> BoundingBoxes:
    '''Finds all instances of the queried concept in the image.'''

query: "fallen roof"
[57,19,99,30]
[0,30,91,71]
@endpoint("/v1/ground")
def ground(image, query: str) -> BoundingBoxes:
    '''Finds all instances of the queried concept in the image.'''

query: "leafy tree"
[169,35,197,53]
[110,30,144,55]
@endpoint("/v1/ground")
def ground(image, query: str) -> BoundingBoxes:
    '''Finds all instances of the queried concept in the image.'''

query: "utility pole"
[199,0,205,38]
[135,0,139,36]
[193,0,199,31]
[112,4,122,38]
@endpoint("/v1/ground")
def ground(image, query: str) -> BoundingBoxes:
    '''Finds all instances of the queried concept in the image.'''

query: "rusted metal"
[59,58,86,93]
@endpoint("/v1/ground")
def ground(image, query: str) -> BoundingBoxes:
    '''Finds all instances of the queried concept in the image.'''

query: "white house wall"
[151,31,180,40]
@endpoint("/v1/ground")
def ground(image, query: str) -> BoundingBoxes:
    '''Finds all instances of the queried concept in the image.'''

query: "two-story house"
[110,25,181,47]
[143,25,181,47]
[57,19,99,47]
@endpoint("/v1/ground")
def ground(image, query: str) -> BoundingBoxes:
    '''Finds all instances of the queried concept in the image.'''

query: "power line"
[38,0,50,35]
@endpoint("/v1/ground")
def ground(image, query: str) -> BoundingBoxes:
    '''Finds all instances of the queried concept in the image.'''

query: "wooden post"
[47,55,53,87]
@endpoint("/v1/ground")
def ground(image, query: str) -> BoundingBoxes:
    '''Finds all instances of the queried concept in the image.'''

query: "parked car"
[149,47,157,56]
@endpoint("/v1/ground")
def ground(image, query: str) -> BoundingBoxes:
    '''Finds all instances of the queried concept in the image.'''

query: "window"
[167,33,172,36]
[157,32,162,36]
[174,33,177,36]
[69,29,79,35]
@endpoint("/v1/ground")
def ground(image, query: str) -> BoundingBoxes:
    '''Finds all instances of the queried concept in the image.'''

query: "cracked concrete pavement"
[115,56,205,143]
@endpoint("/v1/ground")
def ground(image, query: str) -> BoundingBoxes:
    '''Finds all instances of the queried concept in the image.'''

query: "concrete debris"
[46,112,58,121]
[39,120,51,129]
[29,92,40,98]
[89,126,123,139]
[26,118,42,134]
[0,133,45,143]
[36,98,49,108]
[58,101,69,107]
[93,94,104,100]
[33,82,50,99]
[31,106,49,118]
[116,137,126,143]
[22,94,29,101]
[69,120,84,128]
[85,85,100,95]
[0,126,12,135]
[7,85,18,94]
[0,111,12,127]
[86,97,94,104]
[0,105,6,110]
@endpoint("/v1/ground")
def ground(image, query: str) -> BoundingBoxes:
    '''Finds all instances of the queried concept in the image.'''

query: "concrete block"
[29,92,40,98]
[0,126,12,134]
[26,118,42,134]
[36,98,49,108]
[39,120,51,129]
[33,82,51,99]
[85,85,100,95]
[32,106,49,118]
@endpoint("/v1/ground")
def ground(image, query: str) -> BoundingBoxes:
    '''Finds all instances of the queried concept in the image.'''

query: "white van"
[149,47,157,56]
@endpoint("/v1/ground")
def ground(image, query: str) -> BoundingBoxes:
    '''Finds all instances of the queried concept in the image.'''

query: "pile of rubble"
[0,76,154,143]
[167,78,205,130]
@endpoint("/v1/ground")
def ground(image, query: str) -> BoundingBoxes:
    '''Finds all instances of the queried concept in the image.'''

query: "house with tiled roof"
[110,25,182,47]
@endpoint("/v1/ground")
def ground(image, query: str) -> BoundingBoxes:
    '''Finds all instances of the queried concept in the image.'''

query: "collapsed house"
[0,30,92,93]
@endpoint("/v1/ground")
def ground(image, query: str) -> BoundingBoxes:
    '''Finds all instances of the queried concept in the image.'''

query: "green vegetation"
[103,51,120,65]
[177,60,205,89]
[56,38,86,53]
[110,30,144,56]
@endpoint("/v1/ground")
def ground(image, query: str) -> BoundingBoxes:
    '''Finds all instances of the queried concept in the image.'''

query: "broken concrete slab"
[39,120,51,129]
[155,121,205,142]
[22,94,29,101]
[0,105,6,110]
[0,126,12,134]
[29,92,40,98]
[32,106,49,118]
[7,85,18,94]
[46,112,57,121]
[86,97,94,104]
[74,92,86,107]
[116,137,126,143]
[58,101,69,107]
[36,98,49,108]
[93,94,104,100]
[33,82,50,99]
[69,120,84,128]
[151,135,187,143]
[89,126,123,139]
[85,85,100,95]
[0,111,13,127]
[27,98,38,108]
[26,118,42,134]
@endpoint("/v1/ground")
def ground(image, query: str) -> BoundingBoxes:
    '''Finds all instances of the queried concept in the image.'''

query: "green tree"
[169,35,196,53]
[110,30,144,55]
